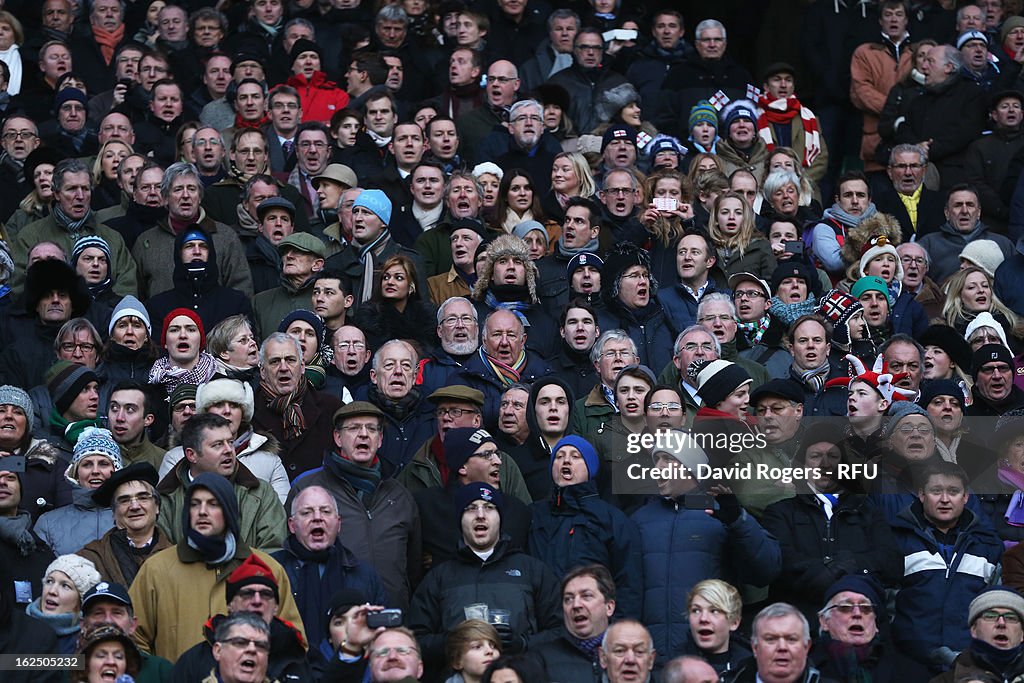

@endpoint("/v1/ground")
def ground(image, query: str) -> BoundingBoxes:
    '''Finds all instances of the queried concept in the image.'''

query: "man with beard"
[967,344,1024,416]
[481,100,560,194]
[418,297,480,397]
[427,220,486,305]
[538,198,603,311]
[323,325,370,403]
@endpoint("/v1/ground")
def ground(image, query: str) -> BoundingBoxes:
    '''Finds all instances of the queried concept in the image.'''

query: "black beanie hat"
[919,324,972,372]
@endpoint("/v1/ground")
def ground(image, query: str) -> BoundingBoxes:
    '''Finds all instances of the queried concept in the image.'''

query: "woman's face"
[329,614,348,649]
[716,197,744,236]
[100,143,131,179]
[696,156,718,174]
[653,178,682,199]
[146,0,167,26]
[914,44,933,72]
[770,183,798,216]
[0,22,16,50]
[924,345,954,380]
[969,326,1004,351]
[507,175,533,213]
[41,570,79,614]
[335,117,360,148]
[551,158,579,194]
[111,315,148,350]
[34,163,55,200]
[961,271,992,312]
[524,231,547,260]
[478,173,500,208]
[381,264,411,301]
[1005,436,1024,473]
[717,384,750,419]
[688,595,738,654]
[87,641,127,682]
[207,400,243,434]
[621,101,642,127]
[222,324,259,368]
[543,103,562,130]
[769,153,797,174]
[865,253,898,283]
[286,320,319,363]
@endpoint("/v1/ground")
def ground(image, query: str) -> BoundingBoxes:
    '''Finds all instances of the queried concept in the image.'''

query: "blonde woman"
[943,266,1023,337]
[90,140,134,210]
[708,190,775,280]
[542,151,597,223]
[0,10,25,95]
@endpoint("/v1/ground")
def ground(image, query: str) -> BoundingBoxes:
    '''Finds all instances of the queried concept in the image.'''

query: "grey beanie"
[0,385,33,427]
[882,401,929,439]
[969,587,1024,625]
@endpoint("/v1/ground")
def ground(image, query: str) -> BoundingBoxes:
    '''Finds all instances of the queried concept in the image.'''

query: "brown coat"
[427,266,471,306]
[77,527,174,587]
[850,41,912,170]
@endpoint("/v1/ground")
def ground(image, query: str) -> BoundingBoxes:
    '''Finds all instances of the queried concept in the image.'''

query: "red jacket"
[285,71,350,123]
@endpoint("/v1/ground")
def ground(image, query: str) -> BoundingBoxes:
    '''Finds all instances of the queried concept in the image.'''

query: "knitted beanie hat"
[858,235,904,281]
[66,427,123,483]
[453,481,504,519]
[444,427,497,476]
[225,554,280,603]
[551,434,600,480]
[0,384,34,427]
[46,361,100,416]
[161,308,206,348]
[691,359,752,408]
[70,235,112,269]
[45,554,101,598]
[965,311,1010,348]
[109,295,152,336]
[969,587,1024,625]
[881,401,929,439]
[689,100,719,131]
[353,189,392,225]
[959,240,1005,278]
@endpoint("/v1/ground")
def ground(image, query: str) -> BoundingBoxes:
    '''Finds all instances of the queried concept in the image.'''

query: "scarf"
[822,633,877,683]
[92,24,125,64]
[756,93,821,167]
[25,600,81,636]
[109,527,159,585]
[0,45,21,95]
[368,384,422,422]
[502,209,533,234]
[186,527,236,565]
[148,352,216,394]
[260,376,310,439]
[688,136,718,155]
[234,111,271,131]
[235,202,261,238]
[999,465,1024,526]
[479,346,526,386]
[325,448,381,497]
[49,408,104,447]
[797,360,831,393]
[412,202,443,231]
[824,202,877,231]
[52,203,92,241]
[769,296,819,329]
[484,290,532,328]
[972,638,1024,674]
[571,633,604,661]
[0,512,36,556]
[256,19,281,38]
[357,229,391,302]
[366,129,392,148]
[737,314,771,346]
[556,235,600,259]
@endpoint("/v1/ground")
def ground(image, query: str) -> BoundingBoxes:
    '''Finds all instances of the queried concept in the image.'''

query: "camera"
[366,608,403,629]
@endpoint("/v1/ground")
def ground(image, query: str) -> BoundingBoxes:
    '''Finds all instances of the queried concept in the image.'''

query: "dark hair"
[110,380,157,418]
[565,196,602,227]
[836,170,871,199]
[946,182,980,205]
[677,228,716,259]
[916,460,969,492]
[644,384,683,411]
[295,120,331,143]
[559,299,599,327]
[495,168,544,226]
[313,269,352,297]
[425,114,456,137]
[482,655,548,683]
[351,51,389,85]
[373,253,421,303]
[560,563,616,602]
[786,314,831,346]
[180,412,232,456]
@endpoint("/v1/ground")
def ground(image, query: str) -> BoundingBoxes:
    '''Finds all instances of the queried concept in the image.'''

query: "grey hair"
[937,44,963,71]
[289,485,340,517]
[590,329,638,365]
[437,297,478,325]
[695,19,726,41]
[376,4,408,25]
[762,170,802,200]
[889,143,928,166]
[214,612,270,642]
[600,619,651,655]
[547,8,580,32]
[896,241,930,267]
[751,603,810,645]
[259,332,302,366]
[697,292,736,319]
[445,171,484,202]
[502,382,531,396]
[371,339,417,372]
[673,326,721,357]
[191,127,225,149]
[52,158,90,193]
[93,0,126,20]
[663,656,715,683]
[956,4,983,24]
[509,99,542,120]
[55,317,101,354]
[880,332,925,362]
[603,167,639,191]
[284,17,315,38]
[160,161,203,200]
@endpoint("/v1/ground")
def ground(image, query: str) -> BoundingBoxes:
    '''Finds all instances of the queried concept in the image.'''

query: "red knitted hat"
[225,555,279,603]
[160,308,206,348]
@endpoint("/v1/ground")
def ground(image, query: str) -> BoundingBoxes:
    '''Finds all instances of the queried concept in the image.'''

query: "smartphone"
[682,493,714,510]
[653,197,678,212]
[0,456,25,474]
[366,608,403,629]
[784,241,804,256]
[602,29,638,42]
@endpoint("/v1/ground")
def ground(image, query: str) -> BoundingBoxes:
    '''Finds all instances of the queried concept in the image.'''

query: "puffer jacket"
[890,501,1003,666]
[528,480,644,620]
[631,495,782,657]
[285,70,350,123]
[34,485,114,556]
[158,432,290,503]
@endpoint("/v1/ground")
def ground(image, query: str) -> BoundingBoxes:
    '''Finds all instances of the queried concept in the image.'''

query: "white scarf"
[0,45,21,95]
[412,203,443,231]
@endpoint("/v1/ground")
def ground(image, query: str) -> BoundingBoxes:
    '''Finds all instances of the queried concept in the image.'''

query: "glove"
[928,646,958,669]
[712,494,742,526]
[493,623,526,654]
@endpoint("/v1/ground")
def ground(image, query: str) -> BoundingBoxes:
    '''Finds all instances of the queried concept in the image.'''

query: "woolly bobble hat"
[689,100,719,131]
[850,276,892,304]
[959,240,1006,279]
[720,99,757,131]
[70,235,111,269]
[445,427,498,477]
[651,429,708,473]
[197,378,255,423]
[691,359,752,408]
[453,481,504,519]
[161,308,205,348]
[647,135,687,166]
[969,587,1024,625]
[46,361,100,416]
[0,385,33,428]
[858,234,904,281]
[109,295,152,336]
[965,311,1010,348]
[918,324,972,372]
[881,401,929,439]
[353,189,392,225]
[45,554,101,598]
[957,29,988,50]
[66,427,123,483]
[225,554,280,603]
[551,435,600,480]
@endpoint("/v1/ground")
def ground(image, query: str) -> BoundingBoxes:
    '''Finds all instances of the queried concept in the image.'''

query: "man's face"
[203,57,232,98]
[596,339,638,386]
[884,341,922,391]
[92,0,122,31]
[898,243,928,289]
[157,6,187,42]
[83,599,137,636]
[601,171,637,218]
[293,51,320,80]
[428,119,459,160]
[111,479,158,536]
[269,94,300,133]
[653,13,683,50]
[847,380,887,422]
[924,45,953,85]
[167,174,200,220]
[411,166,444,207]
[288,487,341,552]
[789,320,827,371]
[235,84,266,123]
[57,170,92,220]
[376,19,408,48]
[189,487,227,536]
[99,113,134,145]
[193,17,225,47]
[369,631,423,683]
[371,343,416,401]
[695,26,726,59]
[486,61,519,107]
[352,206,386,245]
[76,247,108,285]
[562,206,598,249]
[535,383,569,437]
[958,4,986,31]
[150,84,183,123]
[461,498,501,550]
[43,0,74,33]
[602,138,637,170]
[971,605,1024,651]
[447,177,482,218]
[58,328,99,367]
[390,124,424,168]
[437,300,478,354]
[138,56,169,91]
[698,300,737,344]
[646,388,685,430]
[550,16,578,53]
[227,581,278,625]
[484,311,526,363]
[598,622,655,683]
[764,72,794,99]
[978,359,1014,402]
[993,96,1024,130]
[35,289,72,324]
[572,266,600,295]
[450,229,482,271]
[281,246,321,281]
[858,291,889,327]
[755,394,803,445]
[115,48,142,80]
[752,615,810,683]
[383,55,404,91]
[283,23,313,52]
[836,179,869,216]
[259,208,293,245]
[331,327,370,376]
[435,400,481,439]
[260,339,304,395]
[40,44,72,82]
[334,416,384,465]
[233,60,265,82]
[108,390,151,445]
[365,97,398,137]
[561,307,598,352]
[880,4,909,39]
[2,117,39,160]
[945,190,982,233]
[297,131,329,175]
[820,591,878,647]
[312,278,351,325]
[456,14,485,47]
[510,105,542,149]
[889,414,934,462]
[563,575,614,639]
[187,425,236,476]
[674,331,718,386]
[449,50,479,87]
[498,0,526,19]
[498,388,528,438]
[961,38,989,71]
[58,98,86,133]
[574,34,604,68]
[67,379,100,423]
[919,473,968,528]
[212,624,270,683]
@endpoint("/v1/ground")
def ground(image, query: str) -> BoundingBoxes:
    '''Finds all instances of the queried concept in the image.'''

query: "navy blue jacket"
[596,299,676,374]
[456,350,553,429]
[657,278,725,335]
[890,291,929,337]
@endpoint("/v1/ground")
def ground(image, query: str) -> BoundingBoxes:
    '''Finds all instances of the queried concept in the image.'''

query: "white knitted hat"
[45,554,101,599]
[959,240,1006,279]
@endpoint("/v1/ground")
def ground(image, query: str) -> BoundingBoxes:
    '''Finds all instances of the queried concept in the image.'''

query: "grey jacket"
[34,486,114,556]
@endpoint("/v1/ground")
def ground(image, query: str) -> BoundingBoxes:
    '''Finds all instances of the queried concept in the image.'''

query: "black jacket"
[656,54,752,139]
[871,182,947,240]
[546,63,630,135]
[530,631,603,683]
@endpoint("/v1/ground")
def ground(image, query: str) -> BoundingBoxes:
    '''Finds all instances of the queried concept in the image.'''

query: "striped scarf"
[53,203,92,241]
[737,315,771,346]
[798,361,830,393]
[479,346,526,386]
[484,290,531,328]
[357,230,391,303]
[260,376,310,439]
[756,94,821,167]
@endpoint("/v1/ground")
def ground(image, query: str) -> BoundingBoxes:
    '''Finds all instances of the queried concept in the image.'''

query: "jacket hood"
[183,472,241,541]
[171,223,222,295]
[526,376,576,439]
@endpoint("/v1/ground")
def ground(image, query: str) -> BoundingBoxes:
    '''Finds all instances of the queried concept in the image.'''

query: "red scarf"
[233,112,270,131]
[92,25,125,65]
[756,94,821,168]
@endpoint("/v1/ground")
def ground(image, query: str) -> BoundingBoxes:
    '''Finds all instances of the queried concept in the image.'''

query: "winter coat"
[289,457,421,609]
[569,384,616,441]
[202,176,310,234]
[76,526,173,588]
[850,38,913,167]
[760,492,903,624]
[0,597,61,683]
[918,221,1014,284]
[3,440,73,521]
[455,350,553,429]
[871,182,947,240]
[252,276,318,339]
[890,502,1003,665]
[716,138,770,184]
[398,434,533,504]
[34,485,114,556]
[286,71,350,123]
[655,54,752,139]
[0,520,54,607]
[549,345,599,406]
[531,631,603,683]
[117,437,166,471]
[928,647,1024,683]
[159,432,290,503]
[155,459,287,551]
[427,266,472,307]
[966,127,1024,232]
[546,64,630,135]
[324,236,427,314]
[416,348,472,400]
[631,495,781,657]
[365,388,437,478]
[596,299,676,374]
[658,277,727,335]
[104,200,167,251]
[132,214,253,299]
[891,290,929,337]
[625,41,692,124]
[129,541,302,661]
[98,342,160,393]
[712,237,776,283]
[351,300,439,357]
[408,537,562,671]
[529,481,644,620]
[996,239,1024,314]
[246,234,281,294]
[723,660,836,683]
[251,385,341,481]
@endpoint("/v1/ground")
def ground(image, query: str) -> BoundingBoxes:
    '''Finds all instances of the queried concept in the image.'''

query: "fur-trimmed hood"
[840,212,903,266]
[471,234,539,304]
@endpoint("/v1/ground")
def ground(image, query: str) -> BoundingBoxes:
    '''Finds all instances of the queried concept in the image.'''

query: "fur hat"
[196,378,255,423]
[858,234,904,281]
[595,83,640,124]
[601,242,657,307]
[45,554,101,598]
[0,385,33,428]
[532,83,570,113]
[691,359,752,408]
[959,239,1006,278]
[24,259,90,317]
[471,234,539,303]
[918,324,972,371]
[841,213,902,271]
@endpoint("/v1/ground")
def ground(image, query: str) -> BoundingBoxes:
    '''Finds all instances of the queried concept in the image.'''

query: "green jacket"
[252,277,315,339]
[412,214,458,278]
[155,460,286,552]
[570,383,616,437]
[11,213,138,297]
[119,438,167,471]
[399,435,534,503]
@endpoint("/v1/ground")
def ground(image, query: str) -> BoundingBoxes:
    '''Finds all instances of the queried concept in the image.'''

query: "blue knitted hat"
[353,189,392,225]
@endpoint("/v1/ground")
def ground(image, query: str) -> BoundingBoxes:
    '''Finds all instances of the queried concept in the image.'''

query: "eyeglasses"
[236,588,276,601]
[512,115,542,123]
[733,289,765,300]
[680,342,715,353]
[340,423,382,434]
[436,407,477,419]
[172,402,196,414]
[979,610,1022,624]
[895,424,932,435]
[2,131,36,141]
[697,314,734,324]
[114,492,155,508]
[334,341,367,351]
[889,163,924,171]
[220,637,271,652]
[621,271,650,281]
[602,350,635,359]
[372,646,418,658]
[472,449,501,461]
[441,315,476,327]
[60,342,97,354]
[648,402,682,411]
[900,256,926,266]
[488,76,517,84]
[602,187,633,196]
[825,603,875,615]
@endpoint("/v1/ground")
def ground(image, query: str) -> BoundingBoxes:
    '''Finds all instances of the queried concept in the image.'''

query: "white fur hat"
[45,554,101,598]
[196,378,255,423]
